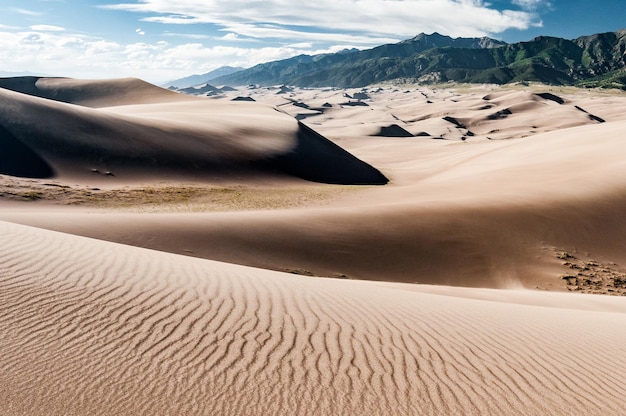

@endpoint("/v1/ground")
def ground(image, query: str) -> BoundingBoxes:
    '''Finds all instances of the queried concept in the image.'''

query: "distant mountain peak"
[400,32,506,49]
[336,48,359,55]
[403,32,450,43]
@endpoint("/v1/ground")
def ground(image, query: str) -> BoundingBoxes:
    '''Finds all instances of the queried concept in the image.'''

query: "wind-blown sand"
[2,221,626,416]
[2,78,626,415]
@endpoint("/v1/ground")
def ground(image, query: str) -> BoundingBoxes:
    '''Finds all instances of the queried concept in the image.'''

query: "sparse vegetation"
[555,249,626,295]
[22,191,43,201]
[0,175,360,212]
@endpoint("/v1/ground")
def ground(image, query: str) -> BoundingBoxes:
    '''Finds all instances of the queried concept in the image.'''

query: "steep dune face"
[1,221,626,416]
[0,124,54,178]
[0,87,296,180]
[0,78,387,184]
[263,121,389,185]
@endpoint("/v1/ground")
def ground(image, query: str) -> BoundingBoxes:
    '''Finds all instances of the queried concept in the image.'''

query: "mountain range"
[206,31,626,90]
[163,66,244,88]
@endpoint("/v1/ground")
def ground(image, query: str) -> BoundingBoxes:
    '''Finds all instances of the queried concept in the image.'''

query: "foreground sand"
[2,78,626,414]
[2,221,626,415]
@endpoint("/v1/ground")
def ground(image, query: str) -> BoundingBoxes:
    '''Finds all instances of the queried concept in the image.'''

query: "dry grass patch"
[0,175,360,212]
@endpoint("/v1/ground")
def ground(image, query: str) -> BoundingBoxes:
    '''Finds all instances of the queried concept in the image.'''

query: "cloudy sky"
[0,0,624,83]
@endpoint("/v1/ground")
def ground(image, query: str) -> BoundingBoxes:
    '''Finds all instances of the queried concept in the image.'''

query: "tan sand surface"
[2,78,626,414]
[2,221,626,416]
[4,118,626,289]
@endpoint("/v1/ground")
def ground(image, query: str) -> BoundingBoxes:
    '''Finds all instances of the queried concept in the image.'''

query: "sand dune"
[0,76,189,107]
[0,86,294,180]
[0,77,386,184]
[2,221,626,416]
[2,79,626,289]
[2,79,626,415]
[265,85,620,140]
[4,119,626,290]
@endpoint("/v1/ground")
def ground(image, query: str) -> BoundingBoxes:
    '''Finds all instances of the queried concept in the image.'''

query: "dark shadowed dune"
[260,122,388,185]
[536,92,565,104]
[341,101,369,106]
[375,124,414,137]
[487,108,512,120]
[232,96,256,101]
[442,115,466,128]
[0,125,54,178]
[0,76,43,97]
[575,105,606,123]
[0,77,387,185]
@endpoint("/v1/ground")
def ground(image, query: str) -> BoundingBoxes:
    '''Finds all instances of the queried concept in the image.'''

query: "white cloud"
[287,42,314,49]
[9,7,43,16]
[0,29,349,83]
[221,32,243,42]
[210,22,398,46]
[0,0,547,83]
[0,31,123,74]
[102,0,540,42]
[162,32,211,40]
[512,0,550,10]
[30,25,65,32]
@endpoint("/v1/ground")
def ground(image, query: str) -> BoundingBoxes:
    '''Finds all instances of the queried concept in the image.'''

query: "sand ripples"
[1,221,626,415]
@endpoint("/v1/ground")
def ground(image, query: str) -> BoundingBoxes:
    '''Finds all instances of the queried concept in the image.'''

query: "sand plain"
[1,77,626,415]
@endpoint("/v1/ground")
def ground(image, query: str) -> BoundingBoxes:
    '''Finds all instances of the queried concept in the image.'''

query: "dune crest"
[0,76,189,107]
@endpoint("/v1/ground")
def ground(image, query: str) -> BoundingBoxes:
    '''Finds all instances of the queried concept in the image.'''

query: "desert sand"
[1,77,626,415]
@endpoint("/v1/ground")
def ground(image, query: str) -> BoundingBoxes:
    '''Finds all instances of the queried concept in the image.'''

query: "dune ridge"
[0,76,189,107]
[0,77,387,184]
[2,221,626,415]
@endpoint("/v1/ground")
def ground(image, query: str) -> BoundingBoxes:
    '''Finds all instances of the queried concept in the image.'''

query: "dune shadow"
[536,92,565,104]
[0,76,83,105]
[262,122,388,185]
[0,76,42,95]
[0,125,54,178]
[375,124,414,137]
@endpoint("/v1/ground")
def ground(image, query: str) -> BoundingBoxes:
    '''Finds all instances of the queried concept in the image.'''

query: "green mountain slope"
[213,33,506,87]
[213,31,626,89]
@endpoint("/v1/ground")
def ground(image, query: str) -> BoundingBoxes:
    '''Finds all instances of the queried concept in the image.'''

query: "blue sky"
[0,0,624,83]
